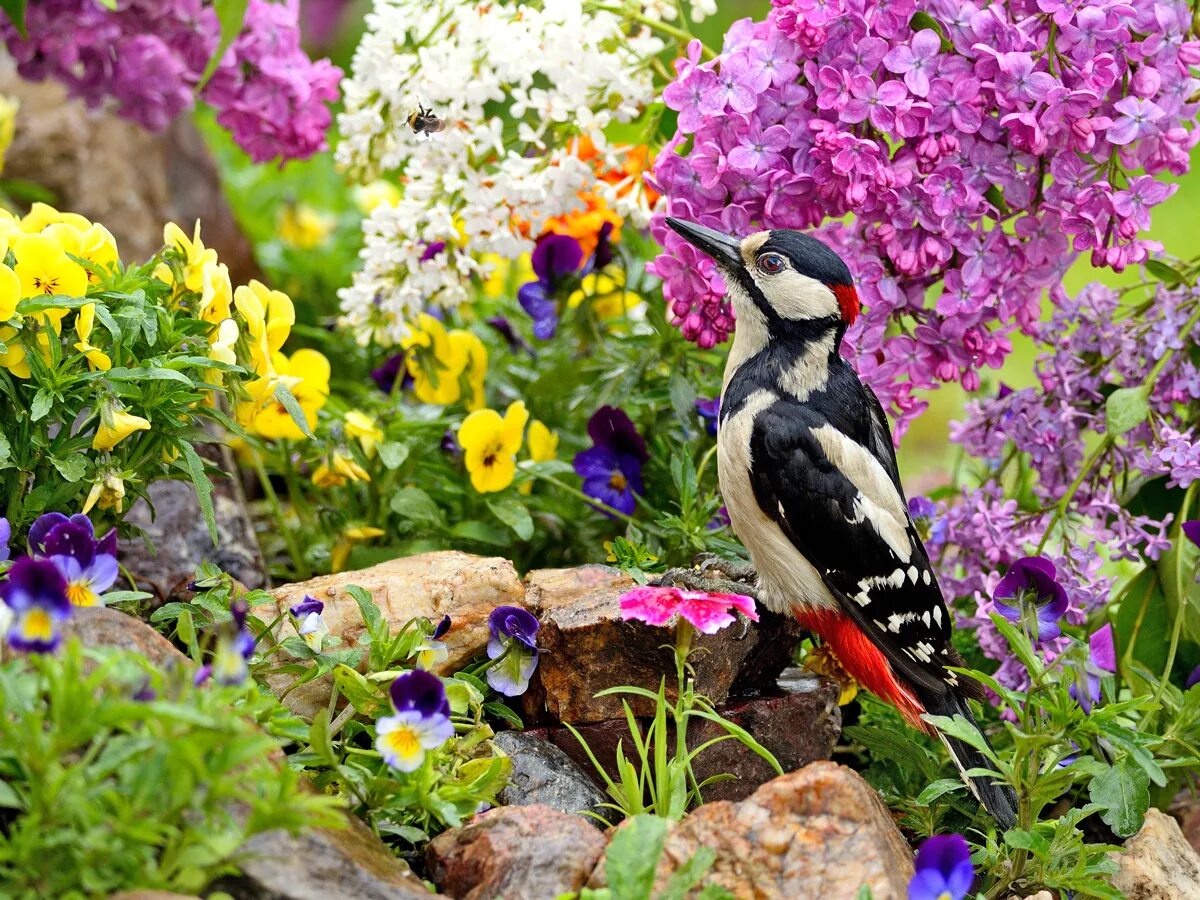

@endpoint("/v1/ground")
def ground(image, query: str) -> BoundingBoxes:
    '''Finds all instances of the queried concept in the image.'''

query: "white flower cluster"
[336,0,664,346]
[638,0,717,23]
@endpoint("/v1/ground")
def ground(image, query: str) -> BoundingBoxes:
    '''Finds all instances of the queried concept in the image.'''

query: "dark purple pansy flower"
[0,516,10,563]
[377,669,455,771]
[573,406,648,517]
[1,556,72,653]
[31,513,119,608]
[908,834,974,900]
[992,555,1070,643]
[583,221,615,273]
[518,233,584,340]
[486,316,530,354]
[695,397,720,436]
[440,429,461,456]
[908,496,937,521]
[1070,623,1117,713]
[390,667,452,719]
[420,240,446,263]
[289,596,324,618]
[432,614,452,640]
[486,605,540,696]
[132,679,157,702]
[708,505,731,530]
[1187,665,1200,690]
[1183,520,1200,548]
[209,599,255,686]
[371,352,408,394]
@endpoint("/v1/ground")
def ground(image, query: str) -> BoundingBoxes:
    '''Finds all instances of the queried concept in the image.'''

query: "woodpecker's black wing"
[863,384,903,493]
[748,400,958,696]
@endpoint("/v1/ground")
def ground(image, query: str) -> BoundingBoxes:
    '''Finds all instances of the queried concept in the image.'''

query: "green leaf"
[660,845,716,900]
[487,497,534,541]
[1105,386,1150,437]
[272,382,314,439]
[0,0,27,37]
[605,814,669,900]
[916,778,965,805]
[96,365,193,386]
[450,520,510,546]
[344,584,383,639]
[1089,761,1150,838]
[377,441,409,470]
[307,708,337,766]
[389,486,443,524]
[920,714,994,759]
[200,0,248,88]
[668,371,697,430]
[483,701,524,730]
[332,664,381,716]
[1144,258,1191,287]
[1004,826,1051,856]
[30,387,53,422]
[179,442,218,545]
[51,455,87,483]
[0,778,22,809]
[16,294,90,314]
[1114,567,1170,678]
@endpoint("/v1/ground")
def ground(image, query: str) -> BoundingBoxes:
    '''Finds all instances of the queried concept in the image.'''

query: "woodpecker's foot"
[653,567,760,602]
[693,553,758,586]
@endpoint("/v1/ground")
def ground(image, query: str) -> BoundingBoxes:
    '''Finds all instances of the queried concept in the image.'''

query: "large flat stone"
[1113,808,1200,900]
[59,606,187,671]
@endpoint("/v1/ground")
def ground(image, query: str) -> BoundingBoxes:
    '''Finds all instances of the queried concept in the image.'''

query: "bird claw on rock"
[693,553,759,585]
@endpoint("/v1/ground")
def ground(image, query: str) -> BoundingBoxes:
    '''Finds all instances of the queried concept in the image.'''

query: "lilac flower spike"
[908,834,975,900]
[486,606,540,697]
[376,669,455,772]
[908,496,937,521]
[992,556,1070,643]
[1,556,72,653]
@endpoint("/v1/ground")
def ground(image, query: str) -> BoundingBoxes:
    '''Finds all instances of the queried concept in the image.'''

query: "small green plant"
[0,640,340,899]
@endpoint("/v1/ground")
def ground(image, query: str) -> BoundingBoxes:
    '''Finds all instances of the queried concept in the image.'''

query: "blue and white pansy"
[375,669,455,773]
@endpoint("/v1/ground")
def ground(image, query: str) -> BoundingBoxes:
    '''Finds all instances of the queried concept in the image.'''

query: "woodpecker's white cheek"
[750,269,839,321]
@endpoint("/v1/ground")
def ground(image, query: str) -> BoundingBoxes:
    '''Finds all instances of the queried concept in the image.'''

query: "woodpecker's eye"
[757,253,786,275]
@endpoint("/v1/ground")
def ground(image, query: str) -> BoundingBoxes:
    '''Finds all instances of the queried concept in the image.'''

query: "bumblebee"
[407,105,446,138]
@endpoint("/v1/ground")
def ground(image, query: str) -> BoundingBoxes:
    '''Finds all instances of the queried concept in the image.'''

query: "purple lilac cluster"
[934,279,1200,690]
[648,1,1199,435]
[3,0,341,163]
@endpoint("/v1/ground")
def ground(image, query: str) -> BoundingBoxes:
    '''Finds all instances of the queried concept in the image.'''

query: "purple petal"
[531,233,583,281]
[432,614,452,639]
[1182,521,1200,548]
[28,512,69,555]
[586,406,648,462]
[290,595,324,618]
[488,605,539,650]
[389,668,451,719]
[1089,623,1116,673]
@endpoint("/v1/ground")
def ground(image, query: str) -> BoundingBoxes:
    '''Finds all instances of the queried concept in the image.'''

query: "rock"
[211,813,442,900]
[426,804,606,900]
[542,676,841,804]
[1113,808,1200,900]
[59,606,187,670]
[523,565,804,724]
[255,552,525,718]
[120,444,266,601]
[589,762,913,900]
[1170,790,1200,855]
[492,730,615,825]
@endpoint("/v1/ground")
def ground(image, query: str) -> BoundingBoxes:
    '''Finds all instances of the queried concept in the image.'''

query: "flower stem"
[588,2,718,60]
[529,469,645,528]
[250,449,311,581]
[1151,480,1197,713]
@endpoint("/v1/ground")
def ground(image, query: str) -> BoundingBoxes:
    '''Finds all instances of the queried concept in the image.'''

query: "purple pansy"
[1182,521,1200,548]
[206,600,255,686]
[371,352,408,394]
[1187,665,1200,690]
[486,605,540,697]
[517,233,584,340]
[908,834,974,900]
[289,595,328,651]
[0,517,9,563]
[376,669,455,772]
[29,512,118,608]
[992,556,1070,643]
[696,397,720,437]
[416,614,452,670]
[573,406,648,517]
[1071,623,1116,713]
[1,556,72,653]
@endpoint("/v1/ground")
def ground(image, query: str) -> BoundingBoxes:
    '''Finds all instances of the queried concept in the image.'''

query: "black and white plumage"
[666,218,1018,830]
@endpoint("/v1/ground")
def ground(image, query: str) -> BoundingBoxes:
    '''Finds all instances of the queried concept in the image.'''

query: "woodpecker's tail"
[921,688,1018,831]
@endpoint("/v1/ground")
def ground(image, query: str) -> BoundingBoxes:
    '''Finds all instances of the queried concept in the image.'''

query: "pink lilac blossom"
[934,279,1197,690]
[648,1,1200,436]
[2,0,341,163]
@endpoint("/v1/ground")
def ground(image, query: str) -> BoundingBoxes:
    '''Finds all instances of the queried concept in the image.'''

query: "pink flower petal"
[678,590,759,634]
[618,586,682,627]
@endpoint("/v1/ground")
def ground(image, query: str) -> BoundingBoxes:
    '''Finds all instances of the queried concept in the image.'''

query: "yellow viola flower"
[480,254,510,299]
[161,220,219,295]
[403,314,466,405]
[234,279,294,375]
[21,203,92,235]
[332,525,385,572]
[83,469,127,514]
[344,410,383,458]
[567,268,642,320]
[0,94,18,176]
[199,260,233,324]
[0,262,18,321]
[452,329,488,411]
[13,233,88,308]
[803,645,859,706]
[93,406,151,451]
[209,317,238,366]
[236,348,330,441]
[354,180,401,214]
[74,304,112,371]
[0,324,30,378]
[44,222,119,285]
[312,450,372,488]
[278,204,335,249]
[458,400,528,493]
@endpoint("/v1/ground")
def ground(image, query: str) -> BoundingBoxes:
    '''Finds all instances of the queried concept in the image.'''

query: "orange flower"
[540,190,622,259]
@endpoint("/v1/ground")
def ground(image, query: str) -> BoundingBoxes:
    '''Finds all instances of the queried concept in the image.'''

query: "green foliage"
[0,640,340,898]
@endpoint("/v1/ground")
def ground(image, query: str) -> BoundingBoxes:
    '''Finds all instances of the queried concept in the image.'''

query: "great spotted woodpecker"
[666,217,1018,830]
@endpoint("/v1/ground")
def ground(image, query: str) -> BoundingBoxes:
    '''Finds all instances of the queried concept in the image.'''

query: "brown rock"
[546,676,841,803]
[255,552,525,718]
[426,804,606,900]
[1113,808,1200,900]
[59,606,187,670]
[120,444,265,601]
[523,566,804,724]
[1170,789,1200,855]
[213,812,441,900]
[590,762,913,900]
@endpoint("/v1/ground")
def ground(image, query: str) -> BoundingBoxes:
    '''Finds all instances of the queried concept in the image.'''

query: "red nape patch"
[830,283,861,325]
[796,609,928,730]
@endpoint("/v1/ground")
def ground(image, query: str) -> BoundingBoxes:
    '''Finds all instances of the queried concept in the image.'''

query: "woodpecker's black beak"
[665,218,742,270]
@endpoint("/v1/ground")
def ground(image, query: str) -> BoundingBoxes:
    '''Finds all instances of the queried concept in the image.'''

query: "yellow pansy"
[402,314,488,409]
[278,204,335,249]
[199,260,233,324]
[453,329,488,411]
[93,406,151,451]
[234,280,294,375]
[209,317,238,366]
[236,347,330,441]
[21,202,92,235]
[0,325,29,378]
[74,304,112,371]
[13,233,88,323]
[803,645,859,706]
[312,450,371,488]
[520,419,558,495]
[354,180,402,214]
[161,220,219,295]
[44,222,119,285]
[83,469,126,514]
[332,525,385,573]
[567,268,642,320]
[0,262,18,321]
[344,410,383,458]
[458,400,528,493]
[0,94,18,176]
